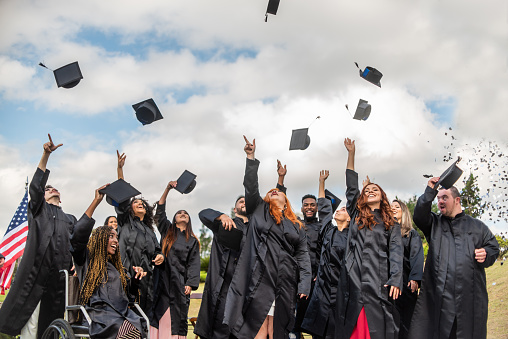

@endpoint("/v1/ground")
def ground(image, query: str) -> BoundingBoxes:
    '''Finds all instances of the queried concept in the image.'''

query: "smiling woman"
[335,138,403,339]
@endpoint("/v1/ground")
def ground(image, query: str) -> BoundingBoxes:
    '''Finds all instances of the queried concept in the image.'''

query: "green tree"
[199,224,212,259]
[460,173,486,218]
[495,234,508,258]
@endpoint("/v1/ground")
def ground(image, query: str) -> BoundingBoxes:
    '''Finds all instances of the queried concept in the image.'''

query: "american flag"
[0,189,29,294]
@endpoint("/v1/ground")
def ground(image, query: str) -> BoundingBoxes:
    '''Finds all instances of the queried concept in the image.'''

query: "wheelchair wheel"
[42,319,76,339]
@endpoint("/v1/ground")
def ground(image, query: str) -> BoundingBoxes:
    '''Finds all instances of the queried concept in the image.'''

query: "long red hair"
[263,189,303,228]
[355,183,394,230]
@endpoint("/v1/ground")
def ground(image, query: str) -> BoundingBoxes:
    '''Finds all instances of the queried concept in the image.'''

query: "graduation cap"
[99,179,141,207]
[217,226,243,251]
[354,62,382,87]
[353,99,371,121]
[0,252,4,260]
[289,128,311,150]
[132,98,163,125]
[434,157,463,190]
[265,0,280,22]
[175,170,197,194]
[39,61,83,89]
[325,189,342,212]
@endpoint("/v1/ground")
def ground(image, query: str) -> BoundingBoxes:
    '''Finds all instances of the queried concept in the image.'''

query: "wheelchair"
[42,270,150,339]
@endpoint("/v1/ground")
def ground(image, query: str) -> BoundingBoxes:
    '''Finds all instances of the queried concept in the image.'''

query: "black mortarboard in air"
[175,170,197,194]
[217,226,243,251]
[0,252,4,260]
[132,98,164,125]
[99,179,141,207]
[39,61,83,89]
[325,189,342,212]
[289,128,311,150]
[355,62,382,87]
[265,0,280,22]
[435,157,463,190]
[353,99,371,121]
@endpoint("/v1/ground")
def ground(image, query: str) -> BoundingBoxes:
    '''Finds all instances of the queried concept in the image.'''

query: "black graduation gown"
[117,205,162,314]
[0,167,93,338]
[302,197,349,338]
[293,214,323,333]
[70,219,146,339]
[408,186,499,339]
[335,169,403,339]
[194,209,247,339]
[223,158,312,339]
[394,228,424,339]
[151,203,201,336]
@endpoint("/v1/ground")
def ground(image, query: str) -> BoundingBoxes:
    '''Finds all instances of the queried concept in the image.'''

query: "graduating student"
[408,178,499,339]
[150,180,201,339]
[104,216,119,230]
[302,170,350,339]
[0,135,98,339]
[70,187,147,339]
[335,138,403,339]
[195,161,287,339]
[391,199,424,339]
[115,151,164,314]
[223,136,311,339]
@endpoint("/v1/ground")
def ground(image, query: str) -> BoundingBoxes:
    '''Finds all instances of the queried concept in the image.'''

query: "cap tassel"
[308,116,321,128]
[265,14,268,22]
[345,104,353,118]
[39,62,49,70]
[354,62,360,69]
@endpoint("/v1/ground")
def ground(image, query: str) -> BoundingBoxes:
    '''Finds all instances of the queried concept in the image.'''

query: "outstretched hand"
[132,266,147,280]
[277,160,287,177]
[344,138,355,153]
[319,170,329,182]
[243,135,256,159]
[43,134,63,154]
[117,150,126,169]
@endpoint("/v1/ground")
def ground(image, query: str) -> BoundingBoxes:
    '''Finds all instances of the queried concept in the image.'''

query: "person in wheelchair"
[71,202,148,339]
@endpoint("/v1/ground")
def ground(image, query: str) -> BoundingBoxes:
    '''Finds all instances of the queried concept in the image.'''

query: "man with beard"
[0,134,102,339]
[409,179,499,339]
[194,161,286,339]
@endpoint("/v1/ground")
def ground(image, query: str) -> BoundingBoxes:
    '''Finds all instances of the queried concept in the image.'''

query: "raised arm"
[413,177,439,241]
[344,138,360,215]
[276,159,287,194]
[38,133,63,172]
[199,208,235,233]
[159,181,177,205]
[117,150,126,180]
[70,185,105,265]
[243,136,263,214]
[317,170,333,226]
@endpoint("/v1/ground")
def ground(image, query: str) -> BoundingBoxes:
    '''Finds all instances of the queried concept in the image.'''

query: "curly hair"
[263,188,303,228]
[393,199,413,236]
[161,210,200,257]
[79,226,128,306]
[355,183,394,231]
[126,198,155,231]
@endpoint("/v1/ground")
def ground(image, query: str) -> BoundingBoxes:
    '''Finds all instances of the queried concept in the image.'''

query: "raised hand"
[243,135,256,159]
[95,184,109,203]
[277,160,287,177]
[43,134,63,154]
[117,150,126,169]
[362,175,371,188]
[319,170,329,182]
[166,181,177,190]
[344,138,355,153]
[428,177,440,189]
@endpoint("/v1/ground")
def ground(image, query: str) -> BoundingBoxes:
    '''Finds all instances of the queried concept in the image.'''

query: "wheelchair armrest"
[66,305,92,325]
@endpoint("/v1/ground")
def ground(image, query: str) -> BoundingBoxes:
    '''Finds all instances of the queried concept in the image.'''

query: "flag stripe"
[0,227,28,254]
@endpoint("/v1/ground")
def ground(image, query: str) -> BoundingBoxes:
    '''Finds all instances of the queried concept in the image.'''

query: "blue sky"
[1,0,507,238]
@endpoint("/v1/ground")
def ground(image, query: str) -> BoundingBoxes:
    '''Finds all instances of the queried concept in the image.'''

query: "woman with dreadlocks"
[149,180,201,339]
[391,199,424,339]
[70,187,147,339]
[222,136,312,339]
[335,138,403,339]
[116,150,164,314]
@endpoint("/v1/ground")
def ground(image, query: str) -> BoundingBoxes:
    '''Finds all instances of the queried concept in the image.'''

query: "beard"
[235,208,247,217]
